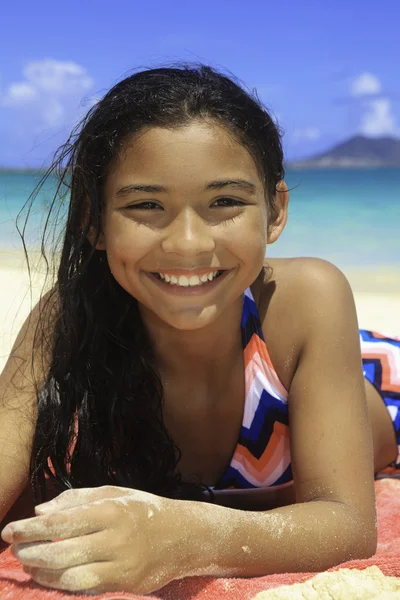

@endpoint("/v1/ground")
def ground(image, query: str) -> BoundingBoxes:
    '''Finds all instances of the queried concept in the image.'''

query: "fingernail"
[35,507,50,515]
[1,526,13,543]
[35,502,53,513]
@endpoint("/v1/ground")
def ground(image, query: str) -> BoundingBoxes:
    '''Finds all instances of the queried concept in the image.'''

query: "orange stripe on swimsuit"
[46,289,400,489]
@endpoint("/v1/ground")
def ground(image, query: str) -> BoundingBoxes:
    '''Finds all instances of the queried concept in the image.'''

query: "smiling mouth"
[150,270,226,287]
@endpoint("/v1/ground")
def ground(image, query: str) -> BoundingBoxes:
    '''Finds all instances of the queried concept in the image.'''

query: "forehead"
[107,120,261,186]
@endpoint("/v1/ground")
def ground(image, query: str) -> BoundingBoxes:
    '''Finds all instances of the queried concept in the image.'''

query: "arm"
[180,495,372,577]
[180,260,377,577]
[0,263,376,593]
[0,289,56,525]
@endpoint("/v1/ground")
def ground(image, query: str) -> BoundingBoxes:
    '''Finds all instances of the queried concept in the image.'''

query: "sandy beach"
[0,250,399,374]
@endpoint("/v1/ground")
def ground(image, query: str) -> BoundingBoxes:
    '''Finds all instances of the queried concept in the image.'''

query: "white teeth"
[156,271,220,287]
[179,276,190,287]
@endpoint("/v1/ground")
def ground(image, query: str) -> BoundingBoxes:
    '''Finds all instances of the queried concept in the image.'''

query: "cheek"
[104,219,153,266]
[104,247,143,301]
[237,214,268,271]
[227,212,268,255]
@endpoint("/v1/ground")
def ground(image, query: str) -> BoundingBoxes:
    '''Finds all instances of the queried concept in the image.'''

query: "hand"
[0,485,193,595]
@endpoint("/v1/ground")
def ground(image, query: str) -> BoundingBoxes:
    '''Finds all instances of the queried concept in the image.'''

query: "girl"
[0,63,399,596]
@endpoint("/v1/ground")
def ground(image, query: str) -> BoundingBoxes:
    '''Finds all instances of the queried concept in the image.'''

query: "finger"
[24,562,115,593]
[35,485,132,514]
[3,502,114,544]
[12,531,112,570]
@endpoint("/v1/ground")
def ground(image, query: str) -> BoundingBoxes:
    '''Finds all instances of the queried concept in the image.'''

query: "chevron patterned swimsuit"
[211,287,400,491]
[47,287,400,488]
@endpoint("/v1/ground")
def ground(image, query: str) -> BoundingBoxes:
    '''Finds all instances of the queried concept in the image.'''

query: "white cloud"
[351,72,381,97]
[292,127,321,143]
[23,60,93,94]
[2,82,37,104]
[348,73,398,137]
[360,97,397,136]
[1,59,94,129]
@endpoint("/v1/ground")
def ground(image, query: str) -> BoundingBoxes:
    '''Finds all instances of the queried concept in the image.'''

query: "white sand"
[0,251,399,374]
[0,251,55,373]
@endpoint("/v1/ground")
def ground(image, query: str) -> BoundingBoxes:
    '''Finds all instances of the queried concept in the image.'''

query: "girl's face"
[100,119,284,331]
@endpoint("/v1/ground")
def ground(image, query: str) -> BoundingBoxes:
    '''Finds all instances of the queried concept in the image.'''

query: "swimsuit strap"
[241,286,266,348]
[212,287,292,490]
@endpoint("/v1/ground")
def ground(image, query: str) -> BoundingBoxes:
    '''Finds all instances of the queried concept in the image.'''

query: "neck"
[139,294,244,382]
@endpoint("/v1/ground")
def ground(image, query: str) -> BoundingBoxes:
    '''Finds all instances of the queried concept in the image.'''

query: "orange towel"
[0,478,399,599]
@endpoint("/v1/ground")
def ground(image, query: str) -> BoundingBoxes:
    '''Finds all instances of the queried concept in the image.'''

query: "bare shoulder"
[0,285,60,523]
[261,255,351,290]
[256,257,356,392]
[263,258,376,540]
[1,284,60,401]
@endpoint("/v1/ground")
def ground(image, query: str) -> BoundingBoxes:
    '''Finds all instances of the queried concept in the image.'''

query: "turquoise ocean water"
[0,169,399,271]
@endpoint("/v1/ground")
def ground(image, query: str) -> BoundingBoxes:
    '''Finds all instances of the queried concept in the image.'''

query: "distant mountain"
[2,135,400,172]
[289,135,400,168]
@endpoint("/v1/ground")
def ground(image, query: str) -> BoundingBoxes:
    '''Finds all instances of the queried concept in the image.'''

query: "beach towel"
[0,478,399,599]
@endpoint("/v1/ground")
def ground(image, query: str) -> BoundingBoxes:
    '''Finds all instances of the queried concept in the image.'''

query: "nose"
[161,207,216,256]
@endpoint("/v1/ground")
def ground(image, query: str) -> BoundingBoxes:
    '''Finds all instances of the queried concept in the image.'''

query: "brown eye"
[213,198,246,207]
[126,202,161,210]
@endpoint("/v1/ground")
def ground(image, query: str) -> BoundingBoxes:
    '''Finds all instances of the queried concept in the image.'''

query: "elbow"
[351,537,377,561]
[347,515,378,561]
[326,524,377,570]
[356,528,377,560]
[332,503,378,563]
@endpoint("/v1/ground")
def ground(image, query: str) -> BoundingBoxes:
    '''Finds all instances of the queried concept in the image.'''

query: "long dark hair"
[18,62,285,504]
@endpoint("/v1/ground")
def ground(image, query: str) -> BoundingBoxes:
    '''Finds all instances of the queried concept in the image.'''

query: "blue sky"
[1,0,399,168]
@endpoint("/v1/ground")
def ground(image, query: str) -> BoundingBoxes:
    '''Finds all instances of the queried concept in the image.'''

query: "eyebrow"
[115,178,257,196]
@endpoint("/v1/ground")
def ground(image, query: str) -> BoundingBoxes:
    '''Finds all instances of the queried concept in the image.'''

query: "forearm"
[179,499,377,578]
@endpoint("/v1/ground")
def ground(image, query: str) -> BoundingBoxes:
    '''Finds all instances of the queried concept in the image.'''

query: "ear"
[91,229,106,251]
[267,180,289,245]
[81,198,106,250]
